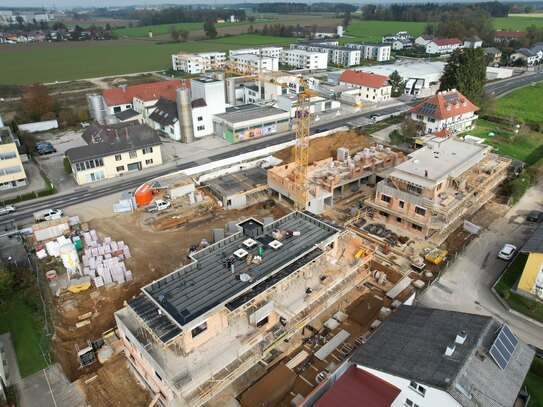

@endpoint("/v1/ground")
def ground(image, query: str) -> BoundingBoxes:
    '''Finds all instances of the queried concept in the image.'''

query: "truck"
[145,199,171,213]
[33,208,63,222]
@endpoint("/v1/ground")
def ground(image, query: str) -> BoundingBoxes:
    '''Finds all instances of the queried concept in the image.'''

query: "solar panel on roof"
[443,93,460,103]
[489,324,518,370]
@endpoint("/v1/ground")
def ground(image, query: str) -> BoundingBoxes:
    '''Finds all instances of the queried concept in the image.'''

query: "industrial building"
[367,136,510,243]
[337,70,392,103]
[171,51,226,74]
[0,123,27,191]
[344,42,392,62]
[229,46,283,59]
[268,146,405,214]
[355,61,445,96]
[230,53,279,73]
[409,89,478,134]
[203,168,269,209]
[291,41,361,67]
[115,211,374,406]
[213,103,290,143]
[65,122,163,185]
[280,49,328,70]
[275,94,340,118]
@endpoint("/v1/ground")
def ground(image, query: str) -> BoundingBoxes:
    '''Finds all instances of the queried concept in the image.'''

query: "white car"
[0,205,16,216]
[498,244,517,260]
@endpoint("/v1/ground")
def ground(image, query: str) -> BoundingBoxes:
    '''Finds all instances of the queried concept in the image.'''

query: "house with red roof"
[338,70,392,102]
[425,38,463,54]
[494,30,527,42]
[410,89,478,134]
[101,79,188,118]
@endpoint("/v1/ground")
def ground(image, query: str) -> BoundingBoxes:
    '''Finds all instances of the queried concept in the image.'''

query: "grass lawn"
[345,21,427,41]
[494,16,543,30]
[494,82,543,123]
[205,34,295,45]
[525,358,543,407]
[461,119,543,165]
[495,253,543,324]
[0,294,47,378]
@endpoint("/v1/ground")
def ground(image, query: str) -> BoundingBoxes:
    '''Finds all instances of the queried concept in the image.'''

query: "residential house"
[409,89,478,134]
[517,222,543,299]
[231,54,279,73]
[349,306,534,407]
[338,70,392,102]
[484,47,502,65]
[114,211,373,407]
[425,38,463,54]
[367,136,510,242]
[171,51,226,74]
[280,49,328,70]
[494,30,527,42]
[293,25,343,38]
[65,122,163,185]
[0,125,27,191]
[291,41,361,67]
[229,47,283,60]
[414,34,434,47]
[382,31,413,43]
[463,36,482,49]
[392,39,413,51]
[344,42,392,62]
[510,48,539,65]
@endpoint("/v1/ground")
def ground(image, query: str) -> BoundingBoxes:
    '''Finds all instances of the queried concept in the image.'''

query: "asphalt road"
[419,178,543,349]
[485,69,543,95]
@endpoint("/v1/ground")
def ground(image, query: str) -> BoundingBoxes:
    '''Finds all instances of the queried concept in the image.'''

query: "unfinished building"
[268,146,405,214]
[114,211,373,407]
[367,136,510,243]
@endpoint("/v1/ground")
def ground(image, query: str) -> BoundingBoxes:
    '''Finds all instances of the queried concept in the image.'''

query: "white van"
[33,208,63,222]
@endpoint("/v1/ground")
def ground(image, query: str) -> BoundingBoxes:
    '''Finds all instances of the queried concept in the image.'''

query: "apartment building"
[338,70,392,103]
[425,38,463,54]
[65,122,163,185]
[280,49,328,70]
[114,211,373,407]
[345,42,392,62]
[367,136,510,242]
[382,31,413,43]
[410,89,478,134]
[0,126,27,191]
[229,46,283,59]
[231,54,279,73]
[171,51,226,74]
[291,42,361,67]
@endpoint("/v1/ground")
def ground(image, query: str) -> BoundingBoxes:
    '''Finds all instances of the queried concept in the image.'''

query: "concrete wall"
[181,312,227,354]
[18,120,58,133]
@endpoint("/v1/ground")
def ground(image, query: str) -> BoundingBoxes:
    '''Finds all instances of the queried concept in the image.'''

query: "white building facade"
[171,52,226,74]
[345,42,392,62]
[280,49,328,70]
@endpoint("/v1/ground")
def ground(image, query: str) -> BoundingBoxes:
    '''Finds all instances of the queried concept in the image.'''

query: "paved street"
[419,177,543,349]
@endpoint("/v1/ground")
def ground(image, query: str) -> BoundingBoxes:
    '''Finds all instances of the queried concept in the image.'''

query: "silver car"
[498,244,517,261]
[0,205,16,216]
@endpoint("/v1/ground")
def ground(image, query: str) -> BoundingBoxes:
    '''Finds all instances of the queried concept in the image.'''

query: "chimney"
[444,342,456,357]
[455,330,467,345]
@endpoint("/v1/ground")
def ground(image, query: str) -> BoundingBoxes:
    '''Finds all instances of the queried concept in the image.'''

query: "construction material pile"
[81,230,133,288]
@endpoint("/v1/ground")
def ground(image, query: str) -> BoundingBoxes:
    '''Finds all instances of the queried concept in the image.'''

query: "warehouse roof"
[142,211,339,330]
[66,123,161,163]
[215,104,289,124]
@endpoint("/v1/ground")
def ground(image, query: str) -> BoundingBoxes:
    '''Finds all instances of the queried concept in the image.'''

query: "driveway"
[419,177,543,348]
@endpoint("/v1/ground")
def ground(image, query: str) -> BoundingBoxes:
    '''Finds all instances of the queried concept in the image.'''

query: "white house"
[290,41,361,67]
[345,42,392,62]
[410,89,478,134]
[425,38,463,54]
[414,35,434,47]
[463,36,482,49]
[231,54,279,72]
[382,31,413,43]
[171,51,226,74]
[338,70,392,102]
[392,39,413,50]
[229,46,283,59]
[280,49,328,70]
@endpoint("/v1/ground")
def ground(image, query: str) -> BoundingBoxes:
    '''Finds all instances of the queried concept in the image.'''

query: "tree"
[247,24,254,33]
[389,70,405,97]
[342,11,352,29]
[401,117,423,142]
[0,263,13,299]
[105,23,112,31]
[439,48,487,105]
[19,83,59,122]
[179,30,189,42]
[203,20,217,39]
[170,26,180,41]
[52,22,67,30]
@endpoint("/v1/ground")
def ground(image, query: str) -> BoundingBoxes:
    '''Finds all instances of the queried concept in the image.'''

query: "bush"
[389,129,404,145]
[63,157,73,174]
[23,286,41,312]
[36,188,56,197]
[508,170,535,204]
[531,357,543,378]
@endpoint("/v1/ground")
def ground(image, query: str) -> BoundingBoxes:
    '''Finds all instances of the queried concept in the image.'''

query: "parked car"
[498,244,517,261]
[0,205,16,216]
[370,114,380,120]
[33,208,63,222]
[145,199,171,213]
[527,210,543,222]
[38,146,57,155]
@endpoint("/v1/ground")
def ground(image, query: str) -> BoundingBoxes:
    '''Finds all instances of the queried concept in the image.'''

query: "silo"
[60,243,80,277]
[87,93,106,124]
[227,78,236,106]
[216,72,228,103]
[176,88,194,144]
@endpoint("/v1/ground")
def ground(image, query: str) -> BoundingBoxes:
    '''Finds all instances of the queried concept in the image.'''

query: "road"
[419,177,543,349]
[9,102,413,224]
[485,69,543,95]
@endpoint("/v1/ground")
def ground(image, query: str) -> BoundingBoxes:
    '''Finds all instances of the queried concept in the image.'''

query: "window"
[405,399,420,407]
[407,185,422,195]
[256,316,269,328]
[396,217,402,223]
[399,200,405,209]
[129,150,137,159]
[155,371,162,381]
[116,165,125,172]
[412,223,423,231]
[415,206,426,216]
[191,321,207,338]
[142,147,153,154]
[115,154,122,161]
[197,125,205,131]
[409,381,426,396]
[379,211,389,218]
[0,151,16,160]
[145,159,153,165]
[380,194,391,203]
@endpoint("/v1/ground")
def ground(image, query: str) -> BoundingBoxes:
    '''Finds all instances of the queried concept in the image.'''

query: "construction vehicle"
[424,248,448,265]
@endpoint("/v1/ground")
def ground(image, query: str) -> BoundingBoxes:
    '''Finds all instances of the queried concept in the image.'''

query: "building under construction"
[367,136,510,243]
[114,211,373,407]
[268,146,405,214]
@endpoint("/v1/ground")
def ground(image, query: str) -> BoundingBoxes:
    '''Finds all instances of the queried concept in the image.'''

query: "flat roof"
[204,167,268,198]
[521,222,543,253]
[142,211,339,329]
[215,105,289,124]
[192,77,221,84]
[357,61,445,80]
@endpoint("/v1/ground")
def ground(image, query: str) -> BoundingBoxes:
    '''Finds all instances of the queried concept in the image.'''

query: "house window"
[379,211,389,218]
[405,399,420,407]
[399,200,405,209]
[396,217,402,223]
[407,185,422,195]
[412,223,423,231]
[256,316,269,328]
[129,150,137,159]
[116,165,125,172]
[155,371,162,381]
[142,147,153,154]
[145,159,153,165]
[409,381,426,397]
[115,154,122,161]
[191,321,207,338]
[197,125,205,131]
[380,194,391,203]
[415,206,426,216]
[416,114,423,120]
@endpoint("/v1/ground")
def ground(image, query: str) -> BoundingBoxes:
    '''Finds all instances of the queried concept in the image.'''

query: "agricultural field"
[494,15,543,30]
[114,21,256,38]
[345,21,427,41]
[205,34,295,46]
[494,82,543,123]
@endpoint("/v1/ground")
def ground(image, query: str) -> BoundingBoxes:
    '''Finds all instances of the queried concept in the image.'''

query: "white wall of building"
[425,41,462,54]
[280,50,328,70]
[191,79,226,115]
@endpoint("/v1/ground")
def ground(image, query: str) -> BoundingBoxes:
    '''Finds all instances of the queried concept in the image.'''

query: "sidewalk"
[1,162,47,200]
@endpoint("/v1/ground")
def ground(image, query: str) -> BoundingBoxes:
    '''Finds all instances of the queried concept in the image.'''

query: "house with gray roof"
[350,306,534,407]
[65,122,163,185]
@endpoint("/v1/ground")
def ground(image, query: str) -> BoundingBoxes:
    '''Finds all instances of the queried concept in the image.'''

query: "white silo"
[60,243,81,278]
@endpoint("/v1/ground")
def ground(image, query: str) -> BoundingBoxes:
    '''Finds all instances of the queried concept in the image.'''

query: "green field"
[114,20,262,38]
[494,82,543,123]
[494,16,543,30]
[0,295,47,378]
[526,372,543,407]
[205,34,295,45]
[346,21,427,41]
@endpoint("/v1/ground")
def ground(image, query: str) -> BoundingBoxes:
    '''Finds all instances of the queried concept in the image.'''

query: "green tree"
[401,117,423,142]
[105,23,112,31]
[179,30,189,42]
[203,20,217,38]
[439,48,487,105]
[0,263,13,299]
[389,70,405,97]
[170,26,180,41]
[342,11,352,29]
